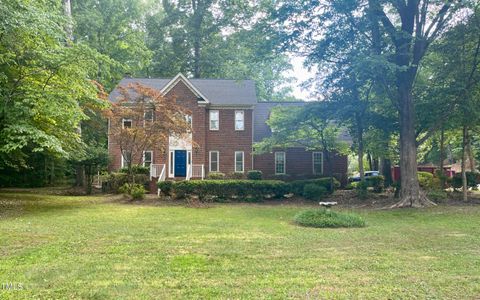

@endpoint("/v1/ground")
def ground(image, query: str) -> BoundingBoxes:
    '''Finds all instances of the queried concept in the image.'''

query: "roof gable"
[161,73,209,103]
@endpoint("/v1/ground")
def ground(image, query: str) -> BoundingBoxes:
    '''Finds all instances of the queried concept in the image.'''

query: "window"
[235,110,244,130]
[122,118,132,129]
[235,151,244,173]
[209,151,219,172]
[143,151,153,168]
[144,110,154,126]
[313,152,323,175]
[275,152,285,174]
[121,150,131,168]
[186,115,192,127]
[209,110,219,130]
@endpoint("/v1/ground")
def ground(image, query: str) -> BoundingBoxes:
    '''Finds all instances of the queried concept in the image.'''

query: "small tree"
[254,103,349,190]
[107,83,192,182]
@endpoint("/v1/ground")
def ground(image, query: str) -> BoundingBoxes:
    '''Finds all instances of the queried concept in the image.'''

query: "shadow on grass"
[0,192,107,219]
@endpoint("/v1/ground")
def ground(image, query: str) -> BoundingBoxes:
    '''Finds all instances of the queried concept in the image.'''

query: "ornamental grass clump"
[293,208,366,228]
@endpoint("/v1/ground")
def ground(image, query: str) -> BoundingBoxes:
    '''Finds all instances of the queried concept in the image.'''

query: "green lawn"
[0,192,479,299]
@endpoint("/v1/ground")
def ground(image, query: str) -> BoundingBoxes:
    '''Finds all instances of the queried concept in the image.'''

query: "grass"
[0,191,479,299]
[294,208,366,228]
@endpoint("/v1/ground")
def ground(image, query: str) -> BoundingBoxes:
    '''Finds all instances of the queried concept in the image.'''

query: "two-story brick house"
[108,73,348,182]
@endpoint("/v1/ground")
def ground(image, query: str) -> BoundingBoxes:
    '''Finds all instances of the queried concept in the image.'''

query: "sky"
[288,56,315,100]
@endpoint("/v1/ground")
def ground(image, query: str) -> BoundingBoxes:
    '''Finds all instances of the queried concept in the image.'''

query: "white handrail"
[186,165,192,181]
[157,164,166,197]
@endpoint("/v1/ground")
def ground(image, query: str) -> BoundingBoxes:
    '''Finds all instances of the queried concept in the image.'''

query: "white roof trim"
[160,73,210,103]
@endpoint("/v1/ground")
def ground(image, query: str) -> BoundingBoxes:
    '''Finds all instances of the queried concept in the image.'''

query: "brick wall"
[205,108,253,175]
[253,147,348,182]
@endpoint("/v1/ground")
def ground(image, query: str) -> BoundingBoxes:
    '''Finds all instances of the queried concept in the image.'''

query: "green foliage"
[356,181,369,200]
[157,181,174,196]
[119,183,146,200]
[119,165,149,176]
[247,170,263,180]
[104,173,148,193]
[294,209,366,228]
[206,172,226,180]
[303,184,327,201]
[289,177,340,196]
[427,190,448,203]
[160,180,289,202]
[451,172,480,189]
[0,0,108,173]
[417,172,441,190]
[255,105,349,155]
[365,176,385,193]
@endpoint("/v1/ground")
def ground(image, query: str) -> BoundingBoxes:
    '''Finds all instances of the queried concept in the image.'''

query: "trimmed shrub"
[228,172,245,179]
[206,172,226,180]
[366,175,384,193]
[157,181,174,196]
[290,177,340,196]
[119,165,150,176]
[294,209,366,228]
[356,181,368,200]
[247,170,263,180]
[119,183,146,200]
[303,184,327,201]
[162,180,289,202]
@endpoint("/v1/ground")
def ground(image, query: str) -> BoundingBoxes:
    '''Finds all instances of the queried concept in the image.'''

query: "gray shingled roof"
[109,77,257,105]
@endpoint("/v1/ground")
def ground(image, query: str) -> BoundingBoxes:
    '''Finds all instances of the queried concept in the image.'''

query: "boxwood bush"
[206,172,226,180]
[103,172,149,193]
[289,177,340,196]
[247,170,263,180]
[159,180,289,202]
[303,184,327,201]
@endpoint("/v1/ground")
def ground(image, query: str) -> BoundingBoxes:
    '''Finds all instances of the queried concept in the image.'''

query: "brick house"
[108,73,348,182]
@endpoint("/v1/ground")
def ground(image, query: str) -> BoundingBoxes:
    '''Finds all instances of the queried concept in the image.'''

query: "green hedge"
[289,177,340,196]
[159,180,289,202]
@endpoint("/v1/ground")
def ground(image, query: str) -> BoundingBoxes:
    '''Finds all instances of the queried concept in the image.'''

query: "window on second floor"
[122,118,132,129]
[235,110,244,130]
[210,110,219,130]
[144,110,154,125]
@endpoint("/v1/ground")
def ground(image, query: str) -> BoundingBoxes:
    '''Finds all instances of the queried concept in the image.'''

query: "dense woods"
[1,0,480,207]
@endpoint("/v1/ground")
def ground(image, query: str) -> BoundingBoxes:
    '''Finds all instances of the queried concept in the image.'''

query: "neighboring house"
[108,73,348,182]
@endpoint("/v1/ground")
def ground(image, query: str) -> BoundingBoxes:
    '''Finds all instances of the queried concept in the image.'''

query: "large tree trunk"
[391,87,435,208]
[462,126,468,201]
[466,135,476,172]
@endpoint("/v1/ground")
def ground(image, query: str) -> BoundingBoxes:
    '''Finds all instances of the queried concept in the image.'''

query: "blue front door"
[174,150,187,177]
